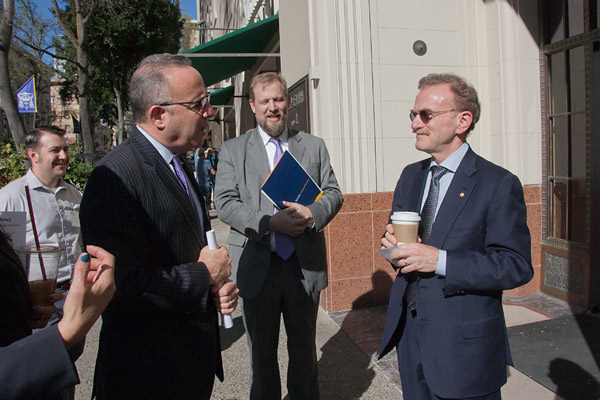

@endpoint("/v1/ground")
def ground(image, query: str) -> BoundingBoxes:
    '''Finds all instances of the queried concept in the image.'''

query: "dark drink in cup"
[16,246,62,306]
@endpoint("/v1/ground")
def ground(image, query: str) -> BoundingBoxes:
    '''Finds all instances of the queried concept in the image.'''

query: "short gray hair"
[129,53,192,123]
[418,73,481,134]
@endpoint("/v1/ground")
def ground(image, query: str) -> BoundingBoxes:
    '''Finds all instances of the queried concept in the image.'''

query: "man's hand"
[268,201,313,237]
[389,243,439,274]
[212,279,239,315]
[198,245,232,288]
[58,245,116,349]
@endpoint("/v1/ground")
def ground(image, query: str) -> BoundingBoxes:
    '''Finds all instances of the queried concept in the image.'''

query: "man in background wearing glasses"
[378,74,533,400]
[79,53,238,400]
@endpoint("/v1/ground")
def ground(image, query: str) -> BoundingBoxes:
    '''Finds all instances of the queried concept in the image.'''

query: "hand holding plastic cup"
[390,212,421,244]
[17,245,63,306]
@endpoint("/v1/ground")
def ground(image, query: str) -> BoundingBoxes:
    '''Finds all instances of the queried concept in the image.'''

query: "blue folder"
[261,151,323,210]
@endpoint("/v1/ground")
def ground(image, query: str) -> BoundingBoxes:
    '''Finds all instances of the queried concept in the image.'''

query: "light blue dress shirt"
[420,143,470,276]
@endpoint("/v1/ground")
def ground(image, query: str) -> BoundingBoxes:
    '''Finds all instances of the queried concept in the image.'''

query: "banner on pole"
[71,114,80,134]
[17,76,37,113]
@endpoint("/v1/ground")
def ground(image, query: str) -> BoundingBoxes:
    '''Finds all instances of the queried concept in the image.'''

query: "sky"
[36,0,198,20]
[32,0,198,65]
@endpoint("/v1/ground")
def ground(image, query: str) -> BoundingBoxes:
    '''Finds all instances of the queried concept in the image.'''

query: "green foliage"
[64,142,95,192]
[0,139,27,188]
[55,0,184,129]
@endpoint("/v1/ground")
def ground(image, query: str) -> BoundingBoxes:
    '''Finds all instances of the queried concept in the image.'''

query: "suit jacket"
[0,242,78,400]
[214,128,343,299]
[378,147,533,398]
[80,128,221,399]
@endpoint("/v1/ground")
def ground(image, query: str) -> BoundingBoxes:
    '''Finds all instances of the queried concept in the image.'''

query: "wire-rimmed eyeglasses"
[157,93,211,112]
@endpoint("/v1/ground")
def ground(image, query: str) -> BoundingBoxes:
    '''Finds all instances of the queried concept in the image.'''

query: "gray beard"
[260,120,287,138]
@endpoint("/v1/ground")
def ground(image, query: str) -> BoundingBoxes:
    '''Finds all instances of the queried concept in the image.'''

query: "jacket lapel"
[428,148,477,247]
[287,130,305,164]
[247,129,274,215]
[130,129,203,243]
[412,160,430,212]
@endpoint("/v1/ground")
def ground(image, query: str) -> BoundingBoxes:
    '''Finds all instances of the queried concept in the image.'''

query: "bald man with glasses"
[80,53,238,400]
[378,73,533,400]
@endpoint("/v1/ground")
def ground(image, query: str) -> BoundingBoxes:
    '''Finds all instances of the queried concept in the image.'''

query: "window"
[543,0,600,243]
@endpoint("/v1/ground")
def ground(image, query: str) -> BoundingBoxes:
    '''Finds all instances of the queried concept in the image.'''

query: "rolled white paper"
[206,230,233,329]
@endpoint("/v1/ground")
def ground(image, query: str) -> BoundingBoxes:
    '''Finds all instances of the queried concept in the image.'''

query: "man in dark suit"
[80,54,238,400]
[214,72,343,400]
[378,73,533,400]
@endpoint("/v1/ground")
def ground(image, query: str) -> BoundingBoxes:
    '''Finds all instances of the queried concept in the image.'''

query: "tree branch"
[12,33,83,69]
[50,0,77,47]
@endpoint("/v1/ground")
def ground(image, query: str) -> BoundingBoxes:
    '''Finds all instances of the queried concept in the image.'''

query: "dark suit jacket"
[214,128,343,299]
[80,128,221,399]
[379,147,533,398]
[0,242,78,400]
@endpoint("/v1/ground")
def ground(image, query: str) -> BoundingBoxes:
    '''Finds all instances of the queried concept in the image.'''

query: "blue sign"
[17,76,37,113]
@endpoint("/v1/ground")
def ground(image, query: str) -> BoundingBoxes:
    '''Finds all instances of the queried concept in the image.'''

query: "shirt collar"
[429,142,470,173]
[137,125,177,164]
[25,169,67,192]
[258,125,289,147]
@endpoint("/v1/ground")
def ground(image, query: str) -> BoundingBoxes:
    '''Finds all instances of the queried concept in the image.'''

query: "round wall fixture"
[413,40,427,56]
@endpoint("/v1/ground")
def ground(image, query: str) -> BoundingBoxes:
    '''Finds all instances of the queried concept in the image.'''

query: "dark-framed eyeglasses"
[409,109,455,124]
[157,93,211,112]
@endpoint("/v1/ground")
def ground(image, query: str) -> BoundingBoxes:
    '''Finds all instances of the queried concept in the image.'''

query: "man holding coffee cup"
[378,74,533,400]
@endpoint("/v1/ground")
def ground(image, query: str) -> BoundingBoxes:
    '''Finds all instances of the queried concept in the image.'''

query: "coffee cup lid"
[391,211,421,222]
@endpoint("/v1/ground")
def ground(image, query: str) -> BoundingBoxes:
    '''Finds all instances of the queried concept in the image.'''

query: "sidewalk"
[74,212,575,399]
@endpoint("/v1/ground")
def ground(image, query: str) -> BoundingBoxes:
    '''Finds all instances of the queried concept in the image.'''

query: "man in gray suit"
[215,72,343,400]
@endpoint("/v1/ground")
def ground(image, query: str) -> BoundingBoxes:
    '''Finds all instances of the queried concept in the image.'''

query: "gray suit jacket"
[215,128,343,299]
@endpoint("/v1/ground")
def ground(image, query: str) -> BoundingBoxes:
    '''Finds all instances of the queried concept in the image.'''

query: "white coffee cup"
[391,212,421,244]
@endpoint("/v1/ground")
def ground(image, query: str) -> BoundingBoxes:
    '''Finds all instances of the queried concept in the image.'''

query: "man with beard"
[214,72,343,400]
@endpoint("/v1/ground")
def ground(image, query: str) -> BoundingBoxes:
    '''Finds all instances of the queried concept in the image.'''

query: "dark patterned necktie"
[406,165,449,312]
[269,137,295,260]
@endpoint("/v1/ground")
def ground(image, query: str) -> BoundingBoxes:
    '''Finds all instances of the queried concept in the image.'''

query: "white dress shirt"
[258,126,289,170]
[0,169,82,283]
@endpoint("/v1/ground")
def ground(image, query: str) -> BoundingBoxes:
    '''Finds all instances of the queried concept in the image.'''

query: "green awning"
[182,15,280,87]
[210,85,234,106]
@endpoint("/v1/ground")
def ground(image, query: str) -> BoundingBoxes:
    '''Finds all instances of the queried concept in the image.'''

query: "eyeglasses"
[157,94,211,112]
[409,109,455,124]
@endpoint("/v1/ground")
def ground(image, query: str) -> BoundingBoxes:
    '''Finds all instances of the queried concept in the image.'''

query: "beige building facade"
[190,0,600,312]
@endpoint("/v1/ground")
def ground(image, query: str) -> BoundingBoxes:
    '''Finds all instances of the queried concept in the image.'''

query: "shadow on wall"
[481,0,543,48]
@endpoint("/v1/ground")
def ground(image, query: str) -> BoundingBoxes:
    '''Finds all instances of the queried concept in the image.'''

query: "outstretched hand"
[57,245,116,349]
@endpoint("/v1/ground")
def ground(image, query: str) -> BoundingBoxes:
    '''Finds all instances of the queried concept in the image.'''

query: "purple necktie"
[172,156,190,195]
[269,137,295,260]
[172,156,205,244]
